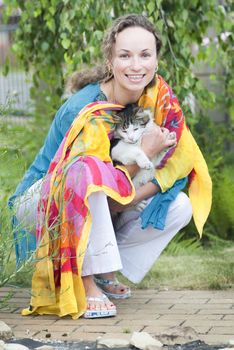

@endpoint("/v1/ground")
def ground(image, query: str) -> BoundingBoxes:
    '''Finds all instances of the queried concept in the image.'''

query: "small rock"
[146,346,167,350]
[97,335,131,348]
[35,346,56,350]
[4,344,29,350]
[0,340,5,350]
[156,326,199,345]
[130,332,163,350]
[0,321,14,341]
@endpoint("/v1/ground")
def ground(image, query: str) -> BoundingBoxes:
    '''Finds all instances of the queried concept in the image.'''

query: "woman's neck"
[100,80,143,106]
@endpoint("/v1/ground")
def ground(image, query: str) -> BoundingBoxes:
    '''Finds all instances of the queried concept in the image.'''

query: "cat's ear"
[112,112,122,124]
[144,108,153,119]
[133,104,144,114]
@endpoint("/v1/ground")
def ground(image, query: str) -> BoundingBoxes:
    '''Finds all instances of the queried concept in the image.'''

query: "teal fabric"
[140,177,187,230]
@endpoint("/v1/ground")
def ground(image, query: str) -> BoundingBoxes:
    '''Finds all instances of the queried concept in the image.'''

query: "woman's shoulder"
[53,82,106,136]
[65,82,102,110]
[55,82,102,127]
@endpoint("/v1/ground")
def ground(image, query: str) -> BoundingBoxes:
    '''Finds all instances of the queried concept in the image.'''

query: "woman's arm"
[108,181,160,212]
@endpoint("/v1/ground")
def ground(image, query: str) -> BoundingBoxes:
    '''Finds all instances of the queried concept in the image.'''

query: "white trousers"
[14,179,192,283]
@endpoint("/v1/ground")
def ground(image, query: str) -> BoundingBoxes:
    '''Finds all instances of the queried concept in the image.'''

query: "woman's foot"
[94,272,131,299]
[82,275,116,318]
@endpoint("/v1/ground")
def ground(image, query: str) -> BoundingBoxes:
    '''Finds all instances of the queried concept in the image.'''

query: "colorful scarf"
[139,75,212,235]
[22,76,212,319]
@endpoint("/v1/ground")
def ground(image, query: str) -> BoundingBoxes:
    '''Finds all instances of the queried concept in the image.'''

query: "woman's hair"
[65,14,162,94]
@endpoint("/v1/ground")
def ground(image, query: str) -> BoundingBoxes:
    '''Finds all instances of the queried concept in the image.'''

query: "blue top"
[9,82,102,205]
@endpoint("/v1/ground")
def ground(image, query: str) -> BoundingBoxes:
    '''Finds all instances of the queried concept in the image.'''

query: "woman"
[10,14,212,319]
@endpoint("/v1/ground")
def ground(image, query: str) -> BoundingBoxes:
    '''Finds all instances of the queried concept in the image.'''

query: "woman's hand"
[141,125,177,159]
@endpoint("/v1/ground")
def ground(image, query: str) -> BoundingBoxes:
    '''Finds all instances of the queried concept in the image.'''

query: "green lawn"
[135,243,234,290]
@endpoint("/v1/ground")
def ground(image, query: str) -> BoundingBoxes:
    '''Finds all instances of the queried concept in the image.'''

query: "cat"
[111,103,176,190]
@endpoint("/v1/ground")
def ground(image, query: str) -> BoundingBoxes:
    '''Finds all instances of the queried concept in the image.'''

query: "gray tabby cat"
[111,104,176,189]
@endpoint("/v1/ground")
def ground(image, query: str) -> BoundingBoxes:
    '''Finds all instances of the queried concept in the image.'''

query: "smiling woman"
[103,26,158,105]
[10,14,212,320]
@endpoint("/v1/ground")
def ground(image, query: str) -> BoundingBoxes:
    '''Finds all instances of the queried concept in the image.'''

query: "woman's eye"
[142,52,151,58]
[119,54,129,59]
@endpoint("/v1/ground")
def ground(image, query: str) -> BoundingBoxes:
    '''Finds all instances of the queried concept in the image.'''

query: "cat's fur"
[111,104,176,189]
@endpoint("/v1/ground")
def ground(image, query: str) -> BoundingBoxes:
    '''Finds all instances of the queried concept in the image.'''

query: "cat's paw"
[134,200,148,212]
[167,131,176,140]
[138,159,154,170]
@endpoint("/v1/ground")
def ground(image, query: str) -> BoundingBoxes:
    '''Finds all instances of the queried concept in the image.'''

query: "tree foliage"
[3,0,233,121]
[2,0,234,239]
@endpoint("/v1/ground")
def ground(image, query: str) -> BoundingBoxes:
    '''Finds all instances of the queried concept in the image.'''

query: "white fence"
[0,23,32,113]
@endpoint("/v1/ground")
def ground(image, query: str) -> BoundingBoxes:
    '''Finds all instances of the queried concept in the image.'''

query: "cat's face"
[113,104,153,144]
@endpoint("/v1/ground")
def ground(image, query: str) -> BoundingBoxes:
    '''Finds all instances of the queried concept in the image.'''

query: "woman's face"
[111,26,157,96]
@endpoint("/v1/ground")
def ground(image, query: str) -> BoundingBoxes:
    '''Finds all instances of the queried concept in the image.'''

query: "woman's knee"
[173,192,193,227]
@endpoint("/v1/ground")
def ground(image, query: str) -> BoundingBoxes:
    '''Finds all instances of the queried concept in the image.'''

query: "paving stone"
[145,325,211,335]
[183,320,234,327]
[209,327,234,334]
[117,319,182,327]
[198,309,234,315]
[54,318,119,326]
[156,309,198,315]
[208,298,234,304]
[199,334,234,345]
[223,315,234,320]
[78,325,142,333]
[63,332,105,341]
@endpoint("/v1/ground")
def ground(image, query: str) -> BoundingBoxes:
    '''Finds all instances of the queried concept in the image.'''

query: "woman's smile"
[125,74,146,83]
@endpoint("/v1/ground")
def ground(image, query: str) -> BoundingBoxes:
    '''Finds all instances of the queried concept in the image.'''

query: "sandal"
[94,276,131,299]
[83,294,117,319]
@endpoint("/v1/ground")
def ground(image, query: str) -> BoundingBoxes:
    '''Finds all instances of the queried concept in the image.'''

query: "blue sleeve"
[9,83,101,205]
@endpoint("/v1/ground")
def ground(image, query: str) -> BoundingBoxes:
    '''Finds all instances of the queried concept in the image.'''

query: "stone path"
[0,287,233,346]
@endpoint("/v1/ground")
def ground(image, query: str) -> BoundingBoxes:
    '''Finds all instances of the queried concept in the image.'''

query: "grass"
[1,105,234,291]
[118,237,234,291]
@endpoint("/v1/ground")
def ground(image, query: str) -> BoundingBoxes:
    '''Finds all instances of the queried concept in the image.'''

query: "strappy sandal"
[83,294,117,319]
[94,276,131,299]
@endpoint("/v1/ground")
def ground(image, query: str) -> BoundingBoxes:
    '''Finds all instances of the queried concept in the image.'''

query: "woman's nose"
[130,56,141,70]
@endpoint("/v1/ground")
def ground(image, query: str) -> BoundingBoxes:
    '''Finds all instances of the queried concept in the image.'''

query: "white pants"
[14,179,192,283]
